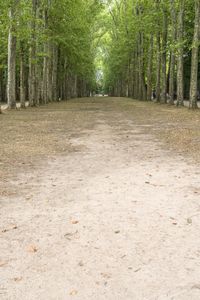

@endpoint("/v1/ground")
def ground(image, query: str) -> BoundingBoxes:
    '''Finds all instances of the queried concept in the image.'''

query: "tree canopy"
[0,0,200,111]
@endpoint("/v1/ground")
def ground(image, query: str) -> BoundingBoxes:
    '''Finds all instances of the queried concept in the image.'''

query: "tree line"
[0,0,101,113]
[103,0,200,109]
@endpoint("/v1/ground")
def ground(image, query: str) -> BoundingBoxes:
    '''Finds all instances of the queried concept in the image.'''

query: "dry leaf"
[78,261,84,267]
[101,273,111,279]
[172,222,177,225]
[0,261,8,267]
[13,277,23,282]
[70,289,78,296]
[27,244,38,253]
[2,224,17,233]
[71,220,79,225]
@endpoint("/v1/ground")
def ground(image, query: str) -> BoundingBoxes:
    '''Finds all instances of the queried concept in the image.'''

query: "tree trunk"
[147,34,154,101]
[52,44,58,101]
[7,3,18,109]
[156,32,161,102]
[42,7,48,104]
[176,0,185,107]
[47,42,53,102]
[169,0,177,104]
[29,0,38,107]
[160,7,168,104]
[20,42,26,108]
[189,0,200,109]
[0,70,3,113]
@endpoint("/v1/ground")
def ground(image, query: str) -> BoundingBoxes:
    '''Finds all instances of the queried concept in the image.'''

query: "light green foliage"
[98,0,197,95]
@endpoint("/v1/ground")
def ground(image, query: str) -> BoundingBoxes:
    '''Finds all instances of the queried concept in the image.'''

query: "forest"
[1,1,200,299]
[0,0,200,111]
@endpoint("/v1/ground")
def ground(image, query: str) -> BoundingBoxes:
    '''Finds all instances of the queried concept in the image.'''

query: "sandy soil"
[0,97,200,300]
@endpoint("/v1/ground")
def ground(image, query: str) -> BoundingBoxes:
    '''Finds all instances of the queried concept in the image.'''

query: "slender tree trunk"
[47,42,53,102]
[147,34,154,101]
[189,0,200,109]
[29,0,38,107]
[156,32,161,102]
[52,44,58,101]
[176,0,185,107]
[7,3,18,109]
[42,7,48,104]
[169,0,177,104]
[160,7,168,104]
[20,42,26,108]
[0,70,2,113]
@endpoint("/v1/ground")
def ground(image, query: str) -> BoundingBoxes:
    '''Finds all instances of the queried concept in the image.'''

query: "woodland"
[1,1,200,298]
[0,0,200,111]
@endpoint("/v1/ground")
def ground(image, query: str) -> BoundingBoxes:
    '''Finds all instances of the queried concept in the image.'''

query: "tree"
[176,0,185,107]
[189,0,200,109]
[7,0,20,109]
[169,0,177,104]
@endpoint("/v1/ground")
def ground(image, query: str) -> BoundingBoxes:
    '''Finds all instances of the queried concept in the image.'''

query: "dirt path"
[0,97,200,300]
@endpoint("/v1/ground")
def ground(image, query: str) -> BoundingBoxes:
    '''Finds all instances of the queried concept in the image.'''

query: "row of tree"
[0,0,101,113]
[103,0,200,108]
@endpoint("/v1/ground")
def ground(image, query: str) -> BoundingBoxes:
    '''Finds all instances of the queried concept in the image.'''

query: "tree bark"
[189,0,200,109]
[160,6,168,104]
[147,34,154,101]
[20,42,26,108]
[169,0,177,104]
[29,0,38,107]
[176,0,185,107]
[52,44,58,101]
[7,2,19,109]
[156,32,161,102]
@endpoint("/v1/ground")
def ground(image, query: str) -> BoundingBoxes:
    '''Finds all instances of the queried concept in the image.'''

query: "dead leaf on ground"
[13,277,23,282]
[78,261,84,267]
[27,244,38,253]
[64,230,79,240]
[69,289,78,296]
[192,284,200,290]
[2,224,18,233]
[0,261,8,267]
[71,220,79,225]
[134,268,141,272]
[101,272,112,279]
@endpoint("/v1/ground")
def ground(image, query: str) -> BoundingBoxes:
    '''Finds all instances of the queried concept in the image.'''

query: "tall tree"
[169,0,177,104]
[189,0,200,109]
[160,4,168,104]
[176,0,185,107]
[7,0,19,109]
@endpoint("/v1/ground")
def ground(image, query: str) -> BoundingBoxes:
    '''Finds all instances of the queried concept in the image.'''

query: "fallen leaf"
[71,220,79,225]
[134,268,141,273]
[187,218,192,224]
[78,261,84,267]
[101,273,111,279]
[115,230,120,234]
[192,284,200,290]
[64,230,79,240]
[2,225,17,233]
[13,277,23,282]
[0,261,8,267]
[70,289,78,296]
[27,245,38,253]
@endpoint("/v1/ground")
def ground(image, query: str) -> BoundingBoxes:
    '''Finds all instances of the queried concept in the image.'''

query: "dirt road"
[0,97,200,300]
